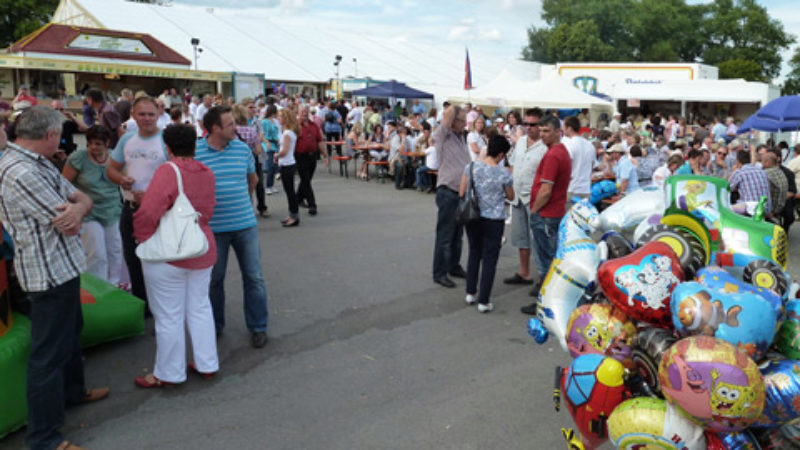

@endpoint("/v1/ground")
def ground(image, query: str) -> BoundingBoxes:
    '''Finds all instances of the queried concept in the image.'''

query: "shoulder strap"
[469,162,479,202]
[167,162,184,195]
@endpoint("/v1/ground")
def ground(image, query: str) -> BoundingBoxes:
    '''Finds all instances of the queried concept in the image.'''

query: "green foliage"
[782,47,800,95]
[717,59,765,82]
[0,0,59,48]
[522,0,795,82]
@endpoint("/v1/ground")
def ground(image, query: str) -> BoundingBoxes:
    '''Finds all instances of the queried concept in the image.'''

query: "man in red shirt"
[521,114,572,315]
[295,106,329,215]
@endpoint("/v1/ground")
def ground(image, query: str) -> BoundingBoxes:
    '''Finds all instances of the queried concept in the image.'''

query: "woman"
[276,108,300,227]
[132,125,218,387]
[504,110,523,144]
[233,105,267,217]
[359,124,386,179]
[467,117,487,162]
[62,125,123,285]
[652,153,686,188]
[460,135,514,313]
[261,104,281,195]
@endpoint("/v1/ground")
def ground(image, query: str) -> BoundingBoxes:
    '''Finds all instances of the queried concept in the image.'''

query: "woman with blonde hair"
[276,108,301,227]
[467,115,487,161]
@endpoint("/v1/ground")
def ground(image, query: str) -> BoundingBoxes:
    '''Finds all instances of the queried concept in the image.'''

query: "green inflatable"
[0,312,30,439]
[0,274,144,438]
[79,273,145,348]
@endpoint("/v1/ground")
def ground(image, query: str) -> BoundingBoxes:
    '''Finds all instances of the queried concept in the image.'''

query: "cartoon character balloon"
[529,199,600,350]
[598,241,684,327]
[659,336,765,432]
[565,303,637,369]
[671,281,778,361]
[607,397,706,450]
[596,184,664,232]
[752,359,800,428]
[561,354,628,449]
[697,266,784,324]
[776,299,800,359]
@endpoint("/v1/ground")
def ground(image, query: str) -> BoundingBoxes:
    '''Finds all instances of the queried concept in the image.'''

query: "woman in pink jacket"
[133,125,219,387]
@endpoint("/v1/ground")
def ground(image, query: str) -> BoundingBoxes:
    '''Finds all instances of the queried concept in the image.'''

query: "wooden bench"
[366,160,390,183]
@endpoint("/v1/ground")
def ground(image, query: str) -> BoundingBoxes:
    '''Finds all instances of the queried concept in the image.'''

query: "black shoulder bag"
[456,162,481,225]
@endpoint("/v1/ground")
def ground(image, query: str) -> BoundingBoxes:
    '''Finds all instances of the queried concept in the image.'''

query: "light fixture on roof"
[353,57,358,78]
[334,55,342,100]
[191,37,200,70]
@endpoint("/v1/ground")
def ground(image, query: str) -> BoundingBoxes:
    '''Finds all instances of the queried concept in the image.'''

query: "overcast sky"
[172,0,799,81]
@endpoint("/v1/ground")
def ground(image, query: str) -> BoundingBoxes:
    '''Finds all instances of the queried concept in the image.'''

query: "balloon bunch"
[527,194,799,450]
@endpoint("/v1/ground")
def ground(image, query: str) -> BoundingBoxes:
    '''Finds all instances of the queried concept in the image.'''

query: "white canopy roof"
[449,71,613,111]
[607,79,771,103]
[52,0,542,96]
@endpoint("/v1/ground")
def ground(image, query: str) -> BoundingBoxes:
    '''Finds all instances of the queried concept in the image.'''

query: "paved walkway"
[5,170,800,449]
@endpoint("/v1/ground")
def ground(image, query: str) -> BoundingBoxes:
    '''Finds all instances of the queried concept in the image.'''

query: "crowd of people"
[1,83,799,449]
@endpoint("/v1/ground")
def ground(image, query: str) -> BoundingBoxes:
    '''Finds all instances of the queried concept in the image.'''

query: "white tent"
[607,79,774,104]
[449,72,613,124]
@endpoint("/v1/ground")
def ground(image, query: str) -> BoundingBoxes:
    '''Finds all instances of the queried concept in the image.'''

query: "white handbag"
[135,162,209,262]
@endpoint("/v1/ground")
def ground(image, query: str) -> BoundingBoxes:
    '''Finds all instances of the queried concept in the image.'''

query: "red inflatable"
[598,241,684,327]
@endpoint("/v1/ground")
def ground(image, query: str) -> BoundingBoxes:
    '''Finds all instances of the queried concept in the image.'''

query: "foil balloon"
[671,281,778,361]
[633,213,664,246]
[753,359,800,428]
[776,299,800,359]
[562,354,627,449]
[707,430,760,450]
[598,241,684,328]
[607,397,706,450]
[590,179,616,205]
[529,199,600,350]
[565,303,637,369]
[597,184,665,232]
[659,336,765,432]
[697,266,784,324]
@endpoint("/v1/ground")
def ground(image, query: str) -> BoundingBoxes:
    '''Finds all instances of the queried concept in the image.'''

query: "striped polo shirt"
[195,137,256,233]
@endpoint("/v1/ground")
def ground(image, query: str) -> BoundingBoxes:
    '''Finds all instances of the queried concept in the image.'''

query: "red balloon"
[598,241,684,327]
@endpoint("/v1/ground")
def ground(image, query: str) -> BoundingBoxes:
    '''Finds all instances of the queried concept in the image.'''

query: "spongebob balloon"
[565,303,637,369]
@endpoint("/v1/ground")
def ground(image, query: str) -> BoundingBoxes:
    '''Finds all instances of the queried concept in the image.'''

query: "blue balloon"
[671,281,778,361]
[590,180,616,205]
[527,318,548,344]
[697,266,784,323]
[753,359,800,428]
[716,429,760,449]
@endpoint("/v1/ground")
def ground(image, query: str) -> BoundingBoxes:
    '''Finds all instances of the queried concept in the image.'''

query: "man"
[157,88,172,109]
[762,151,788,219]
[729,150,771,215]
[520,115,572,315]
[189,96,201,123]
[115,88,134,123]
[155,98,171,129]
[432,105,470,288]
[51,100,87,156]
[726,139,742,170]
[606,144,640,194]
[106,96,166,314]
[195,106,269,348]
[562,116,594,205]
[323,101,344,157]
[608,112,622,133]
[346,101,363,132]
[774,147,797,232]
[85,88,122,148]
[787,144,800,191]
[0,106,108,450]
[242,98,268,218]
[295,106,329,215]
[712,143,731,179]
[675,149,703,176]
[195,94,213,136]
[412,99,426,116]
[504,108,546,294]
[711,116,727,143]
[725,117,738,143]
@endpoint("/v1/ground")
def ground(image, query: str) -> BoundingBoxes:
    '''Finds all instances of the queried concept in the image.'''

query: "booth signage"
[0,69,13,99]
[68,33,153,55]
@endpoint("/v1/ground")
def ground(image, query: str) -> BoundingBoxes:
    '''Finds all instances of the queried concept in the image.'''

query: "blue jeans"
[26,277,86,450]
[432,186,464,279]
[210,226,268,333]
[416,165,431,189]
[264,150,277,188]
[530,213,562,279]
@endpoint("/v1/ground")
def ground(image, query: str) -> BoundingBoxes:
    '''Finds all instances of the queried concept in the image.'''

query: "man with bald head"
[295,105,329,215]
[432,105,471,288]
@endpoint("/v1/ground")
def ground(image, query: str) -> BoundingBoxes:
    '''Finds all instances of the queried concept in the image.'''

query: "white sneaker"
[465,294,477,305]
[477,303,494,313]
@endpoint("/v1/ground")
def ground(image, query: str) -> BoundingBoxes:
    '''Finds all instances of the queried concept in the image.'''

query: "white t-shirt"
[562,135,595,195]
[424,145,438,169]
[110,130,168,201]
[156,112,170,130]
[278,130,297,166]
[467,131,487,162]
[195,103,211,135]
[123,117,138,133]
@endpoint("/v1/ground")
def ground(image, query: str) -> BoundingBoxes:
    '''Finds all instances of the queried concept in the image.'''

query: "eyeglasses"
[524,122,539,127]
[717,151,727,156]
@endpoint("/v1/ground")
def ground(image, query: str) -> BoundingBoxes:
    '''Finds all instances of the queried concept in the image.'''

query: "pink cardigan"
[133,159,217,269]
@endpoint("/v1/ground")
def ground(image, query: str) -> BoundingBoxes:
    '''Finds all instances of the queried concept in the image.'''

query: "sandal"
[134,373,174,388]
[188,362,216,380]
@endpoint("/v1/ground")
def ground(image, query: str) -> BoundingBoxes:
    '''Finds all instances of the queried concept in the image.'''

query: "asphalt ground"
[4,167,800,449]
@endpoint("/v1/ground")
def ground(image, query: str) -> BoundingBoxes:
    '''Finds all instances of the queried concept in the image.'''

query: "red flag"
[464,48,473,90]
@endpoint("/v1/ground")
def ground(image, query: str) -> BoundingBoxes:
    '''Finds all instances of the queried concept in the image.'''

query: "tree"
[522,27,553,63]
[0,0,59,48]
[782,47,800,95]
[701,0,794,81]
[546,21,615,62]
[717,59,765,82]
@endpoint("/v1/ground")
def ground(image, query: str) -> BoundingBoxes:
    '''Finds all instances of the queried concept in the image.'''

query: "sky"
[171,0,799,82]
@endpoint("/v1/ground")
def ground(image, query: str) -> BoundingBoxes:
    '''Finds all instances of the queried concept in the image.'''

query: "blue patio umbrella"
[738,114,800,134]
[754,95,800,122]
[351,80,433,99]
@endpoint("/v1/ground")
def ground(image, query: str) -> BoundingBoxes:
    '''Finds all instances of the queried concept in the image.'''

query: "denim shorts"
[510,201,532,249]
